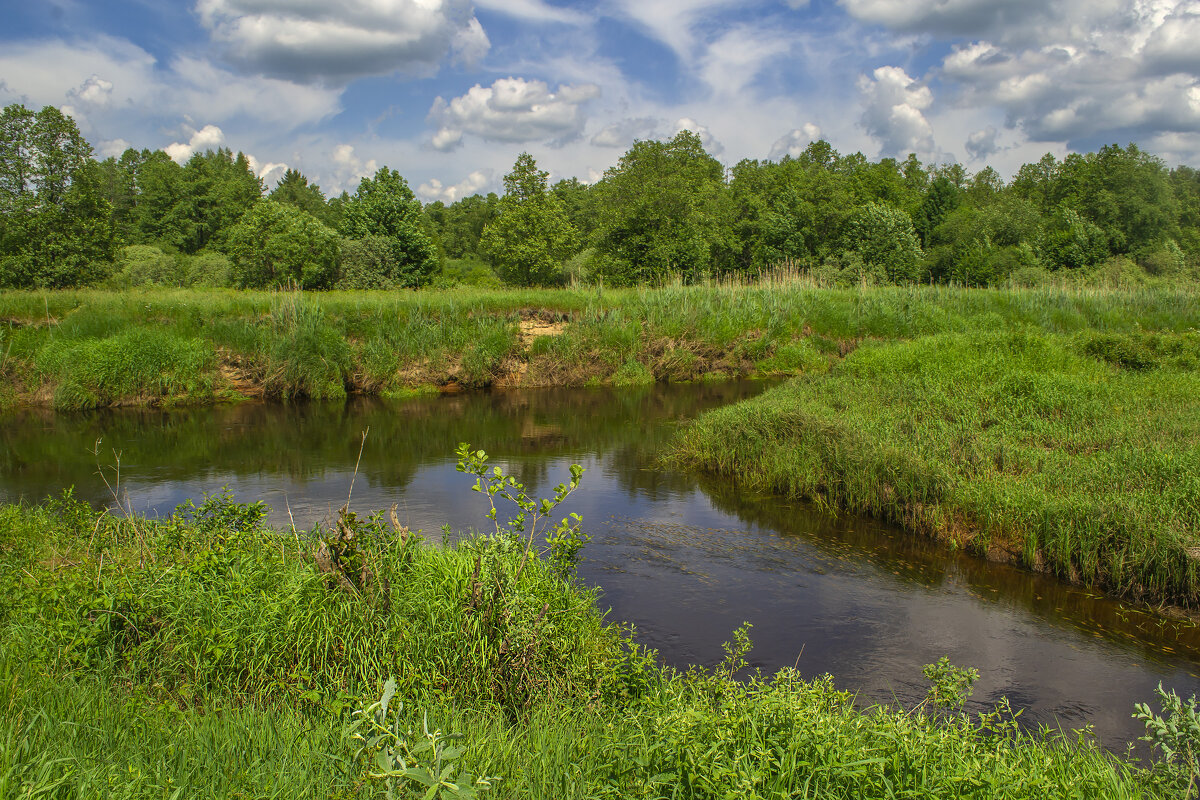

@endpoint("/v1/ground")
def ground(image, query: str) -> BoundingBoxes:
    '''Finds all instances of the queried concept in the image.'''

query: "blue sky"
[3,1,1200,201]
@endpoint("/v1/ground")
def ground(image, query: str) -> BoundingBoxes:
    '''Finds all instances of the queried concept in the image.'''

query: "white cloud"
[68,74,114,108]
[473,0,588,25]
[698,25,793,98]
[606,0,751,59]
[838,0,1121,46]
[329,143,380,193]
[417,169,493,202]
[590,117,661,147]
[165,124,226,163]
[769,123,823,159]
[0,37,341,134]
[244,153,290,186]
[429,77,600,150]
[98,138,132,158]
[195,0,488,84]
[857,65,935,158]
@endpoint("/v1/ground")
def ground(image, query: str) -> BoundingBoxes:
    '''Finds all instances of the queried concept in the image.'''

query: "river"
[2,380,1198,748]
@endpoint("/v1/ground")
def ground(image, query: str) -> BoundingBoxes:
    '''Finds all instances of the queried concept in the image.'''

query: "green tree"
[481,153,577,286]
[0,104,115,287]
[336,235,402,289]
[339,167,438,287]
[227,199,339,289]
[842,201,925,284]
[915,175,961,245]
[179,148,263,253]
[592,130,733,284]
[270,168,337,227]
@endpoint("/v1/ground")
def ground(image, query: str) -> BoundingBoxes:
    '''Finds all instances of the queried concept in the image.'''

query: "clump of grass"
[259,293,351,399]
[35,327,215,409]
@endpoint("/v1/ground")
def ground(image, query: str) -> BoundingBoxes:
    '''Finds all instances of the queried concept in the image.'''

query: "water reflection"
[2,381,1198,748]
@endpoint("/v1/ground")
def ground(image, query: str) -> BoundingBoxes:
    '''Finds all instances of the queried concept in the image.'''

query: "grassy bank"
[3,283,1200,409]
[1,475,1188,798]
[673,328,1200,607]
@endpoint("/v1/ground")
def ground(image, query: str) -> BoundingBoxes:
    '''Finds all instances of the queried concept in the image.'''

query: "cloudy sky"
[3,0,1200,202]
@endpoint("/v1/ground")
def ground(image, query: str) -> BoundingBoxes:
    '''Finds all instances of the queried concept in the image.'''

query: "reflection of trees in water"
[695,473,1200,667]
[0,380,769,510]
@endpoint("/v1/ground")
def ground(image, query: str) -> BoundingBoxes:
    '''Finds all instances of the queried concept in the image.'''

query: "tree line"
[2,102,1198,290]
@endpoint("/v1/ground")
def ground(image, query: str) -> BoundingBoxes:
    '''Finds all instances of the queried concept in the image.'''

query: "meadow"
[1,463,1193,799]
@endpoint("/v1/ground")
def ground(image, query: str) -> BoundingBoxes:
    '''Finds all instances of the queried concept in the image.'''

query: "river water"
[3,381,1198,748]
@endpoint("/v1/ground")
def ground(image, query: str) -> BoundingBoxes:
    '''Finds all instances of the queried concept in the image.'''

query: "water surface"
[3,382,1198,748]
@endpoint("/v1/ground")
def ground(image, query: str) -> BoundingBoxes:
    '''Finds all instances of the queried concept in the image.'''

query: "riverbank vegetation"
[3,103,1200,292]
[3,282,1199,409]
[1,460,1192,798]
[673,325,1200,608]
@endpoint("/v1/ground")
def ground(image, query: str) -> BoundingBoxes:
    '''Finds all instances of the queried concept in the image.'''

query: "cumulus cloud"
[769,123,823,159]
[939,9,1200,148]
[417,169,493,202]
[590,117,661,147]
[964,125,1000,161]
[838,0,1108,45]
[844,0,1200,159]
[195,0,489,84]
[428,77,600,151]
[165,124,226,163]
[68,74,114,108]
[329,143,379,192]
[0,37,341,134]
[857,66,935,157]
[98,138,132,158]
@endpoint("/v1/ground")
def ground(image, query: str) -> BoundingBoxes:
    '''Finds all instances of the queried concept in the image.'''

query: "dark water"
[3,382,1199,748]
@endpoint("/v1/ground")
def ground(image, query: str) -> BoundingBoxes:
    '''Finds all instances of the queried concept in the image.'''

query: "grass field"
[3,282,1199,409]
[1,480,1189,799]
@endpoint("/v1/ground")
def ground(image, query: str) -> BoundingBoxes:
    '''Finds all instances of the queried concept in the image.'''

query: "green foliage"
[337,234,403,290]
[262,293,352,399]
[674,324,1200,604]
[341,167,439,288]
[352,679,497,800]
[592,130,734,284]
[481,153,577,287]
[843,201,925,284]
[228,199,340,289]
[36,327,216,409]
[270,167,339,227]
[923,657,981,711]
[0,104,116,288]
[1134,683,1200,797]
[454,442,586,566]
[0,480,1180,800]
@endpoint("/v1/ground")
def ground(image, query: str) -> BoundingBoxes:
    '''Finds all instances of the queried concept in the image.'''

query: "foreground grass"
[2,283,1199,409]
[0,491,1180,799]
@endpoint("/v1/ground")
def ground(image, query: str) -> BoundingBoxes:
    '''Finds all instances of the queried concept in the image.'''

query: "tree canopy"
[3,102,1200,290]
[480,153,577,286]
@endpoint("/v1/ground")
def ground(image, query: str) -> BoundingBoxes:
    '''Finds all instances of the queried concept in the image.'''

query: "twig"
[346,427,369,508]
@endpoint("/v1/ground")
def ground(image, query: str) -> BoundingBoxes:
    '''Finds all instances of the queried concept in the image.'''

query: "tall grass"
[674,329,1200,605]
[0,490,1177,799]
[3,284,1199,407]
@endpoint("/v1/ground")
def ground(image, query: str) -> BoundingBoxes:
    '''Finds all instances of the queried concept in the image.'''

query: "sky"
[2,0,1200,202]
